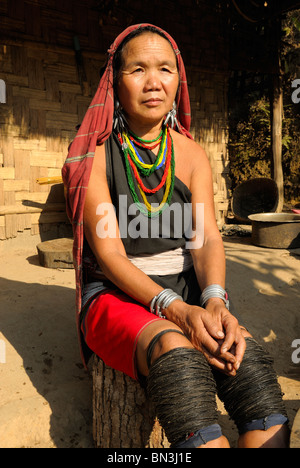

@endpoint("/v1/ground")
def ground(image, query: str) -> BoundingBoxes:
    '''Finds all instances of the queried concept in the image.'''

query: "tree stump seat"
[36,238,74,269]
[92,354,169,448]
[290,408,300,448]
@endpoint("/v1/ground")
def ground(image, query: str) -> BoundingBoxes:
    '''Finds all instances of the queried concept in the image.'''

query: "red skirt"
[81,290,163,380]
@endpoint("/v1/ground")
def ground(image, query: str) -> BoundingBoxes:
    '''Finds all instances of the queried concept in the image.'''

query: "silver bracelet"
[150,289,183,319]
[200,284,230,310]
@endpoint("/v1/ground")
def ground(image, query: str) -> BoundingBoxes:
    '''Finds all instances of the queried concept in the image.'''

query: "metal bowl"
[248,213,300,249]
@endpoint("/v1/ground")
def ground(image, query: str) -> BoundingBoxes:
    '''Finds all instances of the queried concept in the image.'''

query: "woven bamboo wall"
[0,0,230,241]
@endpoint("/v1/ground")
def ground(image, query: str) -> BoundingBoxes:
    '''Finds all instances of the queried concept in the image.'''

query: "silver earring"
[113,100,127,131]
[164,101,179,130]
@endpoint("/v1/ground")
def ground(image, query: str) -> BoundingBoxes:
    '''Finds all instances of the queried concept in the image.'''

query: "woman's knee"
[148,328,193,367]
[147,346,219,447]
[136,321,191,376]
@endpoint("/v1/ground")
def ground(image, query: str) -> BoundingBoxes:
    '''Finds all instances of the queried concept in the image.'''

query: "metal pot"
[232,178,279,224]
[248,213,300,249]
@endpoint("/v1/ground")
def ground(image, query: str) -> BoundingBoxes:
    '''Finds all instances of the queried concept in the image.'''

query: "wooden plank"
[2,137,14,166]
[11,45,28,76]
[29,108,46,134]
[14,137,47,151]
[24,2,41,37]
[13,95,30,131]
[15,191,49,203]
[0,203,66,215]
[7,0,25,21]
[0,180,4,205]
[5,214,17,238]
[45,75,60,102]
[30,151,63,168]
[46,129,64,153]
[59,82,81,94]
[3,179,29,192]
[27,57,45,90]
[1,74,28,86]
[29,99,61,111]
[12,86,46,100]
[46,115,79,131]
[60,92,77,114]
[0,167,15,179]
[30,166,48,192]
[0,226,6,240]
[31,211,69,224]
[14,150,30,180]
[4,191,15,206]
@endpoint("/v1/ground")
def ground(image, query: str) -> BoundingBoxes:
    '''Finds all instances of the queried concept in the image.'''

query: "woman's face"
[117,33,179,131]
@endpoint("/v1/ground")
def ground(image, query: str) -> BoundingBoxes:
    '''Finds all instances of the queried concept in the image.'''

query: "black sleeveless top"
[106,131,193,254]
[81,131,201,311]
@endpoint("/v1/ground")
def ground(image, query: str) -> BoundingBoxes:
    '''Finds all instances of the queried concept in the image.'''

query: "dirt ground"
[0,230,299,448]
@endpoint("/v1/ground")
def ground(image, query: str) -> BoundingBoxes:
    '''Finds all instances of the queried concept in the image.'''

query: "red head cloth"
[62,23,193,337]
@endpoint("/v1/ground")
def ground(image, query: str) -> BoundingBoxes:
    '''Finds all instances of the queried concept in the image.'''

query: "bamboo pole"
[36,176,63,185]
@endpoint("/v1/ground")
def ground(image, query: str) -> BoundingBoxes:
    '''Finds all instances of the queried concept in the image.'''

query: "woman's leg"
[137,320,230,448]
[215,329,290,448]
[238,424,290,448]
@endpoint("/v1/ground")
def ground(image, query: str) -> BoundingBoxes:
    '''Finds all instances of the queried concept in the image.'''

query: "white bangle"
[200,284,229,310]
[150,289,183,318]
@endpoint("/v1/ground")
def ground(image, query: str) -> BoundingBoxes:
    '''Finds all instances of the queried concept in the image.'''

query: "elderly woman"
[62,24,289,448]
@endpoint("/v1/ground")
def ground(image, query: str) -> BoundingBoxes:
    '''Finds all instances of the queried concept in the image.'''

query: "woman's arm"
[164,140,246,373]
[83,144,165,306]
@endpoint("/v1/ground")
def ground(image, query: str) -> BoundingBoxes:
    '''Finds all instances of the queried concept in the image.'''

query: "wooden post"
[271,17,284,213]
[272,73,284,213]
[92,355,170,448]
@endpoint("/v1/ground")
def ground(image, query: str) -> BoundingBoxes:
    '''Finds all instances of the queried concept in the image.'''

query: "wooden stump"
[36,238,74,269]
[290,409,300,448]
[92,354,170,448]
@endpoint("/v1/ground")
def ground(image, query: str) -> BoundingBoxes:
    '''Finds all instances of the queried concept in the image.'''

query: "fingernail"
[217,331,224,338]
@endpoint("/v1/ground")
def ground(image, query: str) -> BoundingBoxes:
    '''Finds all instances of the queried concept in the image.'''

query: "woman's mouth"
[143,98,163,107]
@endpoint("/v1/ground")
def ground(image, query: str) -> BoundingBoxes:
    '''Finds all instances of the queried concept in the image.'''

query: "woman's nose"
[144,71,162,91]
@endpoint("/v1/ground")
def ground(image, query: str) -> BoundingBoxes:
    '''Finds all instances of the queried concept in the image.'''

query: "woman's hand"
[165,299,246,376]
[202,299,246,374]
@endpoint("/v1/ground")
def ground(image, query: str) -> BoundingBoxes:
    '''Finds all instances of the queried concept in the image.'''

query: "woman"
[62,24,289,448]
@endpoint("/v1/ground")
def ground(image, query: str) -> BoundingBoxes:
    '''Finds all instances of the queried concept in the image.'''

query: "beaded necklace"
[118,125,175,217]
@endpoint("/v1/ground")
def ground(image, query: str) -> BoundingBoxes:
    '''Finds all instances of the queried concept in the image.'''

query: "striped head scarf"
[62,23,192,344]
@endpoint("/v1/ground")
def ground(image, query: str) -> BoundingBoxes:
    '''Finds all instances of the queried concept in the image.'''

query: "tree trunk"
[272,73,284,213]
[271,16,284,213]
[92,354,170,448]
